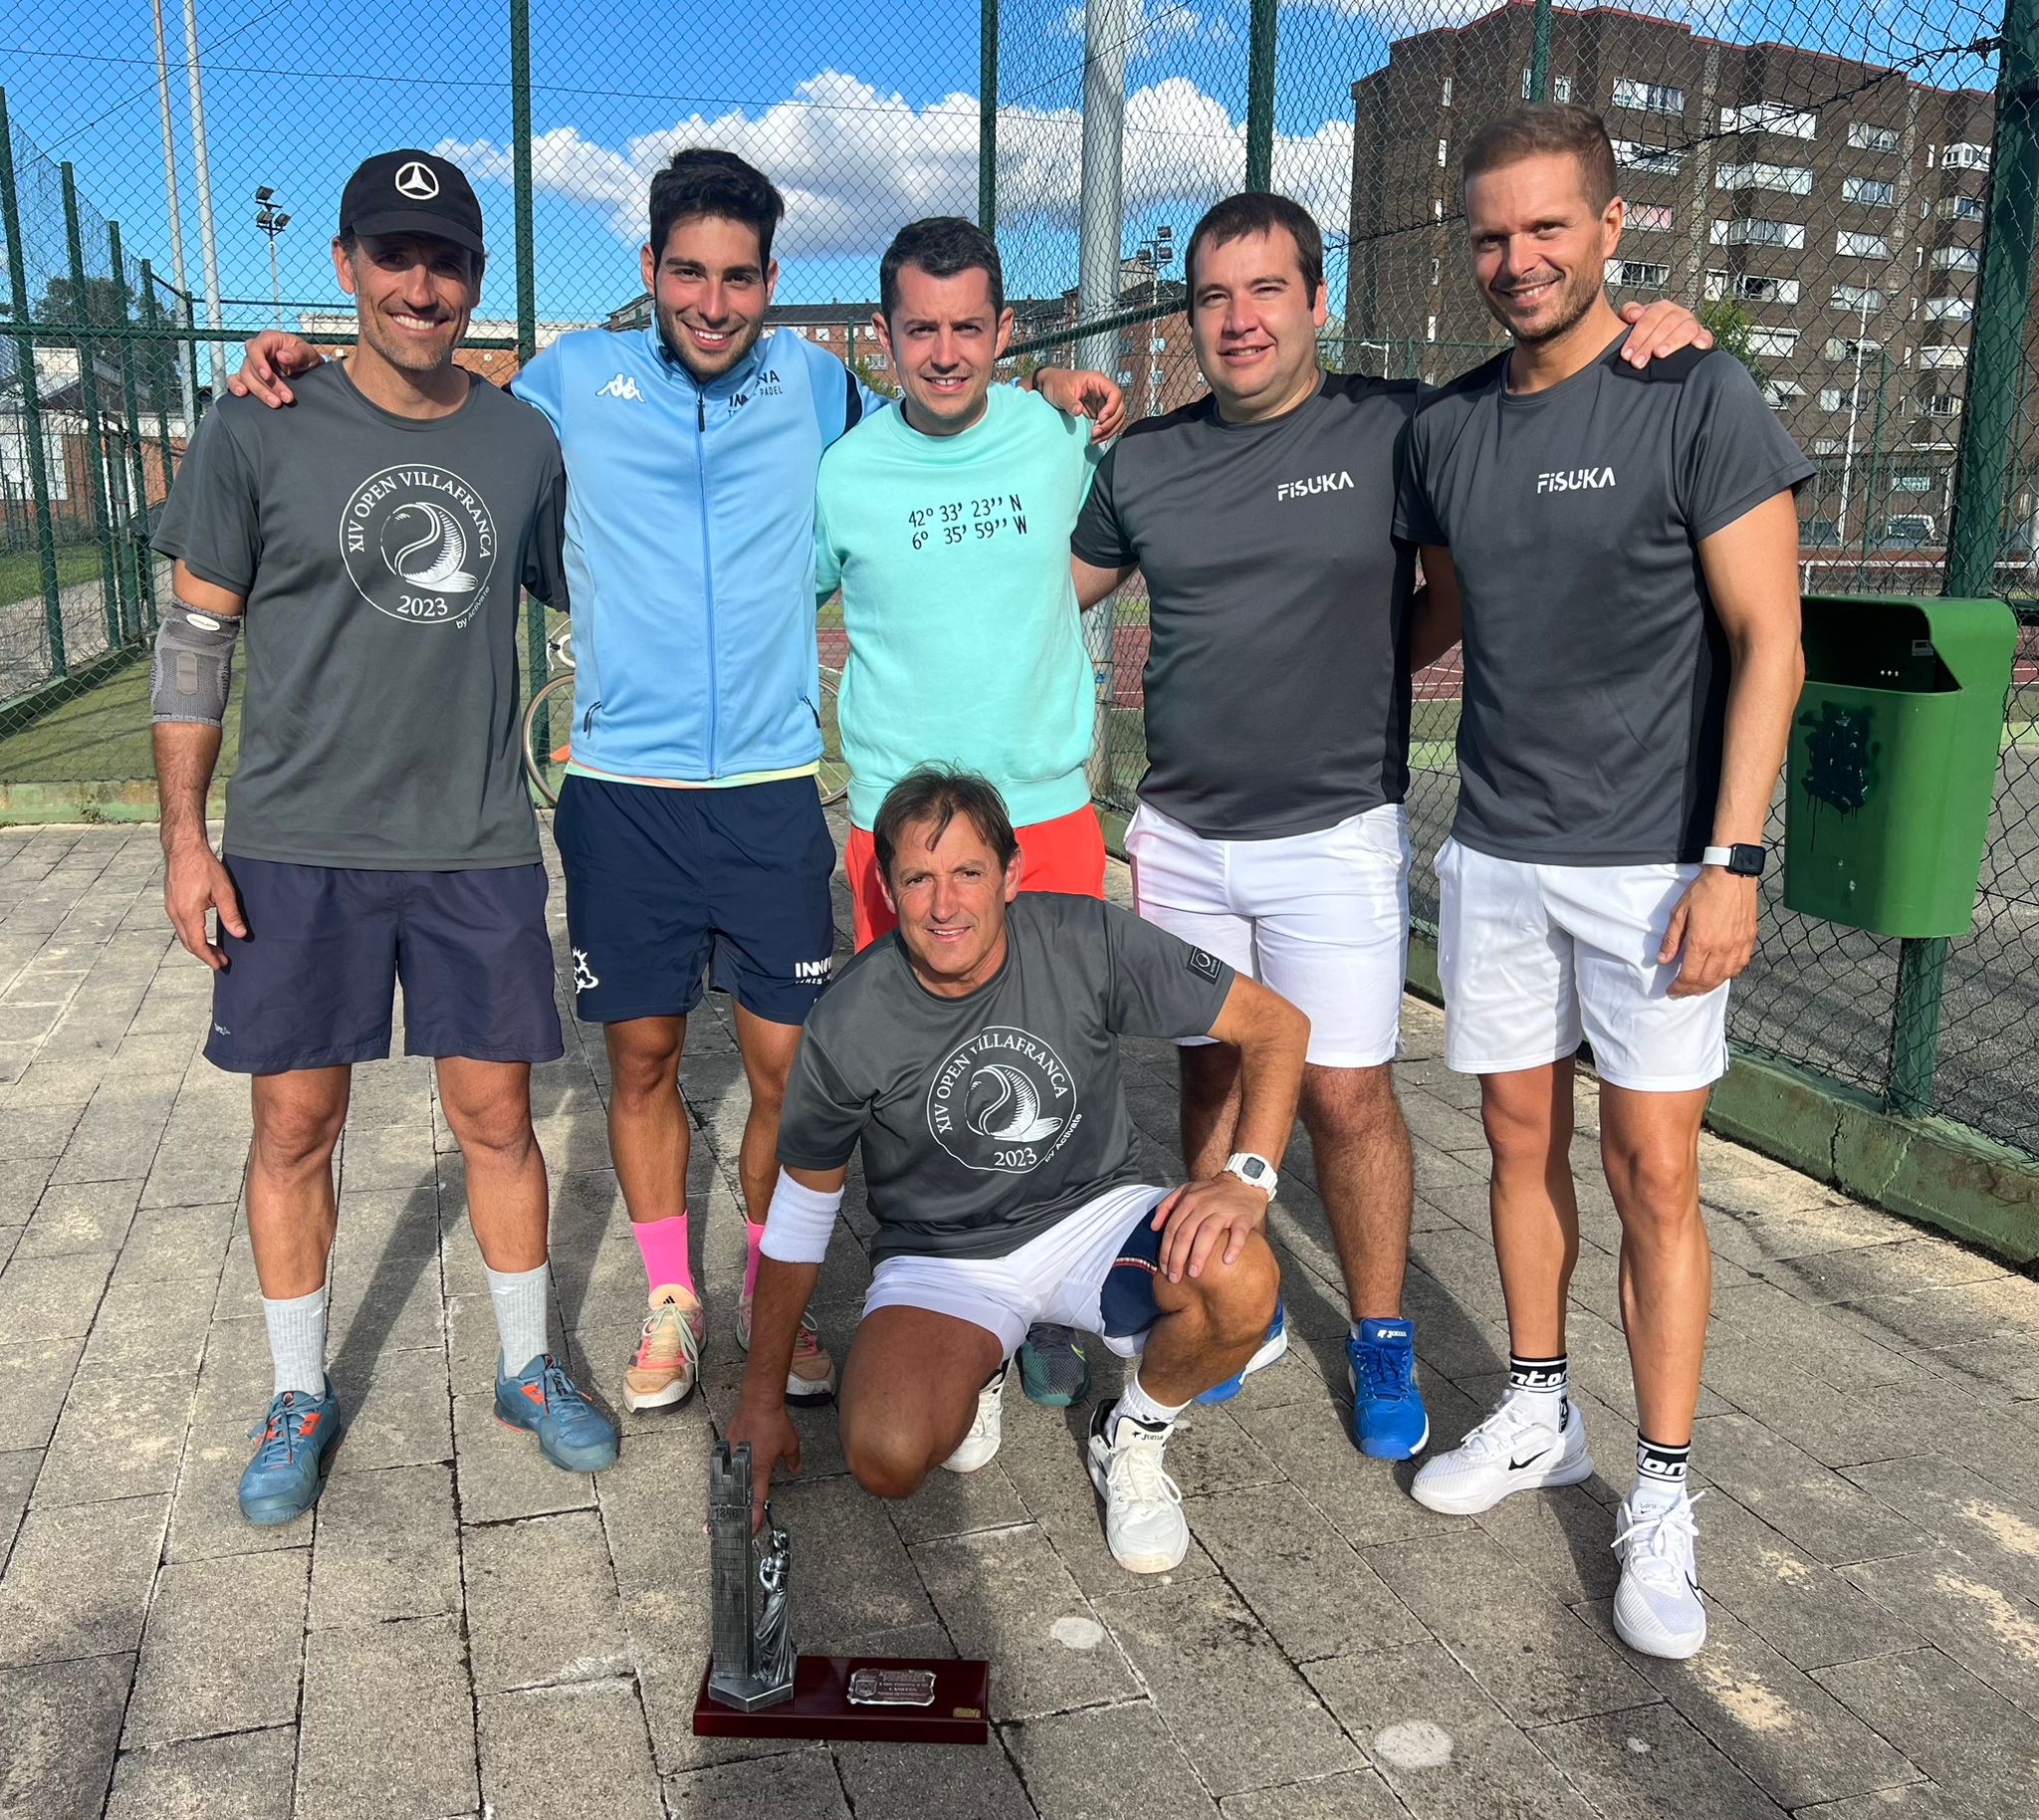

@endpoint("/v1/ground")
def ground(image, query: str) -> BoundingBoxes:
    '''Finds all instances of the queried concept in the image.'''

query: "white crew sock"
[1113,1369,1190,1434]
[486,1260,551,1377]
[263,1284,328,1399]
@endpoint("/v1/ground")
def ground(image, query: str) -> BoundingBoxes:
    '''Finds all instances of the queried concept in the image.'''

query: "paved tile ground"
[3,820,2038,1820]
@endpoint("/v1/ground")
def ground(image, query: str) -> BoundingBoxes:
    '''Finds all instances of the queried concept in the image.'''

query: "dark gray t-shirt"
[153,364,568,869]
[1395,341,1812,865]
[1072,371,1421,841]
[778,892,1235,1262]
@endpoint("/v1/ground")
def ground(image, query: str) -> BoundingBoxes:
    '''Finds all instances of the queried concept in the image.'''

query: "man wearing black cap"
[149,149,617,1529]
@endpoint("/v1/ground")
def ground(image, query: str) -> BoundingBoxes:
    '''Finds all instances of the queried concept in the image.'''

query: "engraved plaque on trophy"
[693,1442,991,1744]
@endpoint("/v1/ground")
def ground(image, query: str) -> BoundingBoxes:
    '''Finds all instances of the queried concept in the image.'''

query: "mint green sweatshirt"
[814,383,1100,829]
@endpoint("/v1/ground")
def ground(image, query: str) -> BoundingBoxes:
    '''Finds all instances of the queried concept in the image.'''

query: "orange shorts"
[845,802,1107,949]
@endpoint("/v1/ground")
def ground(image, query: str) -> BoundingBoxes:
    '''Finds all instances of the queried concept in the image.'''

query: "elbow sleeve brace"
[150,597,242,726]
[760,1169,844,1265]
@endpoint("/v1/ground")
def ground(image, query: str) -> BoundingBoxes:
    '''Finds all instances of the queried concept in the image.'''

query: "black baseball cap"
[338,149,486,258]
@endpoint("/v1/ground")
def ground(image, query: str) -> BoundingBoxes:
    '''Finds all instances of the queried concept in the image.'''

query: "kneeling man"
[729,768,1306,1572]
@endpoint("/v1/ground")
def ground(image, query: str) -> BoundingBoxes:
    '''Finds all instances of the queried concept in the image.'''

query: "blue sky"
[0,0,2000,330]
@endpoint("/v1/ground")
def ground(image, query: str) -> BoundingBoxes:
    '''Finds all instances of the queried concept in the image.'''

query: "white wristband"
[759,1168,843,1264]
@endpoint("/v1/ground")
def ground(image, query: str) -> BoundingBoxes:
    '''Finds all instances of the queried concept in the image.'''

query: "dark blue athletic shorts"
[552,773,837,1027]
[206,857,563,1074]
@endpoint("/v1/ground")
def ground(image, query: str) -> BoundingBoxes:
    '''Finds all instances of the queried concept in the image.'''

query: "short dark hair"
[873,766,1020,882]
[879,217,1006,322]
[1185,191,1324,298]
[1461,105,1618,212]
[647,148,786,268]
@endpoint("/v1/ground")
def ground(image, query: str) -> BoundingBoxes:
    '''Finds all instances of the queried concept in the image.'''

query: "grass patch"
[0,656,243,786]
[0,542,107,606]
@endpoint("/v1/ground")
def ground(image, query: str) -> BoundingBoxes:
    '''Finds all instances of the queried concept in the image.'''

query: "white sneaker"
[941,1365,1007,1475]
[1613,1488,1707,1659]
[1086,1403,1189,1574]
[1411,1391,1592,1515]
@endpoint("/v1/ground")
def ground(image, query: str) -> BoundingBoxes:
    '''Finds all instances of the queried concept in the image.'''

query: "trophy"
[693,1442,992,1744]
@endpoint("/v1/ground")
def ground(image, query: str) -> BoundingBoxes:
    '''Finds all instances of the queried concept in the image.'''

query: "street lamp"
[255,187,290,326]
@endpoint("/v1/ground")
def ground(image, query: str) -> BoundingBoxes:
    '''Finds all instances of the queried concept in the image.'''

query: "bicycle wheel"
[816,666,848,806]
[521,669,578,807]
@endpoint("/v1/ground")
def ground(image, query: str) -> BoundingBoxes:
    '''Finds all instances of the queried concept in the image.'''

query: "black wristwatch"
[1701,842,1766,878]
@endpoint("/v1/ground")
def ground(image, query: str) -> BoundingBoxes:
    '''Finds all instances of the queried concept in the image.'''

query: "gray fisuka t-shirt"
[153,363,569,870]
[778,892,1236,1263]
[1072,369,1422,842]
[1395,339,1813,866]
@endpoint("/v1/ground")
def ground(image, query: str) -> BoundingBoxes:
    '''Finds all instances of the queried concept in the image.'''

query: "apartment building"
[1347,0,2005,544]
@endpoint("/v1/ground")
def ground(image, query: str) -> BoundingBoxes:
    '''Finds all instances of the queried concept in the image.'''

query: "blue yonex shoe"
[238,1381,345,1525]
[495,1352,619,1473]
[1196,1299,1289,1404]
[1347,1317,1429,1459]
[1018,1323,1091,1408]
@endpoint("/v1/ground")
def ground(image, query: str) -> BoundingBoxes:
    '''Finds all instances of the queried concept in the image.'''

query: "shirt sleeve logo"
[926,1025,1081,1174]
[340,463,500,627]
[1186,946,1225,983]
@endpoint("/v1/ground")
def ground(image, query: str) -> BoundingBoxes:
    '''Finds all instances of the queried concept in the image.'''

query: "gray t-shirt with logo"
[153,363,568,869]
[1072,371,1422,841]
[1395,341,1812,866]
[778,892,1236,1262]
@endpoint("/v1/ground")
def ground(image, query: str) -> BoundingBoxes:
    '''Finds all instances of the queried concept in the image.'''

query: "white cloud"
[437,68,1353,263]
[1056,0,1204,46]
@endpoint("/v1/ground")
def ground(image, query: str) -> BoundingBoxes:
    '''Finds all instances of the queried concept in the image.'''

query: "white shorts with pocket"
[862,1182,1168,1360]
[1125,800,1410,1068]
[1435,836,1729,1092]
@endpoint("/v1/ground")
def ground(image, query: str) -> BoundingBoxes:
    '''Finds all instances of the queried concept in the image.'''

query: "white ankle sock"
[1114,1370,1189,1433]
[486,1260,551,1377]
[263,1284,328,1398]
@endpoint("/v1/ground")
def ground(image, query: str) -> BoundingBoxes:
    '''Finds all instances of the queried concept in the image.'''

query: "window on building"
[1925,393,1963,415]
[1628,202,1675,231]
[1605,258,1672,288]
[1848,121,1901,152]
[1819,386,1857,411]
[1812,437,1842,455]
[1427,314,1438,341]
[1932,245,1980,271]
[1613,139,1683,174]
[1703,269,1800,304]
[1937,193,1986,221]
[1430,257,1441,284]
[1919,343,1964,367]
[1823,335,1880,360]
[1614,78,1685,114]
[1892,472,1933,491]
[1438,137,1449,167]
[1837,229,1890,257]
[1832,283,1884,311]
[1761,378,1805,403]
[1521,67,1532,100]
[1718,102,1817,137]
[1943,141,1991,171]
[1442,76,1454,107]
[1843,176,1896,206]
[1926,296,1974,320]
[1117,369,1133,384]
[1553,75,1572,103]
[1149,335,1167,350]
[1716,162,1812,194]
[1711,217,1806,248]
[1434,197,1444,220]
[1745,328,1800,357]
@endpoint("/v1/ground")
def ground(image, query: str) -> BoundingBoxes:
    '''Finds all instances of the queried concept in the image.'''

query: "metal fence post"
[1891,0,2039,1116]
[0,89,66,679]
[1246,0,1277,192]
[509,0,550,764]
[980,0,998,234]
[140,260,176,501]
[61,160,124,654]
[109,221,156,632]
[1530,0,1553,103]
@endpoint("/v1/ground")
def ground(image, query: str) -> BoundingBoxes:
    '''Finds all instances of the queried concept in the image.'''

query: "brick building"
[1347,1,2014,547]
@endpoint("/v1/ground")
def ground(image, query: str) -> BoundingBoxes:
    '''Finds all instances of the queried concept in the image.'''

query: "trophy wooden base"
[691,1655,991,1744]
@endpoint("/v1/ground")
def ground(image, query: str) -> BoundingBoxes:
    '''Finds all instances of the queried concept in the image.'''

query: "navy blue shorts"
[206,858,564,1074]
[552,774,837,1027]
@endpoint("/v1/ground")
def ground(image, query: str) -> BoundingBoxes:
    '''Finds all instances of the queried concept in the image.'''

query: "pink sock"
[631,1214,693,1295]
[743,1222,768,1298]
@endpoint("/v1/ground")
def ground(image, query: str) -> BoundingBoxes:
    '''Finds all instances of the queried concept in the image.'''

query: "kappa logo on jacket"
[595,373,644,401]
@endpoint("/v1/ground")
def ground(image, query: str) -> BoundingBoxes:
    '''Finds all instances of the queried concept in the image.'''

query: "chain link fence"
[1,0,2035,1159]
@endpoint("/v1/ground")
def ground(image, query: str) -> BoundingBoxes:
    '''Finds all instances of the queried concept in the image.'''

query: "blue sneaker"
[238,1381,345,1525]
[1347,1317,1429,1459]
[495,1352,619,1473]
[1196,1299,1288,1404]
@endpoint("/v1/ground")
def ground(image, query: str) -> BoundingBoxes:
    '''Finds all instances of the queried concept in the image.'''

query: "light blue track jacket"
[512,324,883,783]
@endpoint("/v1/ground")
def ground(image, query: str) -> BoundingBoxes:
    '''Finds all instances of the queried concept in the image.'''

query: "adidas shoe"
[1411,1391,1592,1515]
[623,1283,705,1412]
[736,1293,837,1407]
[1613,1488,1707,1659]
[1086,1401,1188,1573]
[941,1364,1008,1474]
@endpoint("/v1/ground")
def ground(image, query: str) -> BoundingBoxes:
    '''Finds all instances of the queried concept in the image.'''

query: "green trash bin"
[1783,593,2017,938]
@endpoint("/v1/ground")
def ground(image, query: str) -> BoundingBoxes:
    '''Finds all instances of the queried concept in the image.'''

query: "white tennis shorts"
[1125,801,1410,1068]
[1435,837,1730,1092]
[863,1182,1168,1359]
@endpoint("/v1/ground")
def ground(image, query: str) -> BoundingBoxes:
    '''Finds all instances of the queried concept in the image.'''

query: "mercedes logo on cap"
[394,161,440,200]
